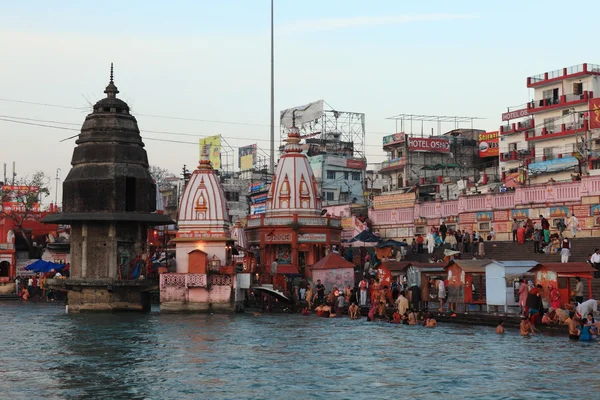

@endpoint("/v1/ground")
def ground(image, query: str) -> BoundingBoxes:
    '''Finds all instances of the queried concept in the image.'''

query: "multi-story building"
[308,137,366,206]
[500,63,600,185]
[379,129,497,199]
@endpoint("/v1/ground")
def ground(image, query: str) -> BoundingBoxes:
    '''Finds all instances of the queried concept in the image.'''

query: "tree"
[149,165,177,191]
[0,171,50,257]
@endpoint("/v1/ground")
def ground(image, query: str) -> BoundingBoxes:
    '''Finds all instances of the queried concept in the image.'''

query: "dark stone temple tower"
[43,65,172,312]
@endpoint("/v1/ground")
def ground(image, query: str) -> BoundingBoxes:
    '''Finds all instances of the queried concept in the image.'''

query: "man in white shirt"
[567,214,579,237]
[395,291,409,315]
[576,299,600,318]
[590,249,600,270]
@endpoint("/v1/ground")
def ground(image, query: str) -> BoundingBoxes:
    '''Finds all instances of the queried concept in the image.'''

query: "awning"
[528,156,578,175]
[252,286,291,302]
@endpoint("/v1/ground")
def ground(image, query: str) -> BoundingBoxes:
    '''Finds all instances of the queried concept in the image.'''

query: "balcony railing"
[500,149,534,162]
[527,63,600,87]
[500,118,534,135]
[525,120,588,141]
[527,91,592,113]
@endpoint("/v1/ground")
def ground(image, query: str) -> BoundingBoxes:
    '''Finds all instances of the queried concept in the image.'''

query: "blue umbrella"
[24,260,66,273]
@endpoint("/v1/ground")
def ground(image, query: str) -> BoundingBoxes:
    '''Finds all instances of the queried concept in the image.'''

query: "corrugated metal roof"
[483,260,541,268]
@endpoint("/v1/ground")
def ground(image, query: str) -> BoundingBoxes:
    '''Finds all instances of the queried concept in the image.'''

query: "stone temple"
[43,65,172,312]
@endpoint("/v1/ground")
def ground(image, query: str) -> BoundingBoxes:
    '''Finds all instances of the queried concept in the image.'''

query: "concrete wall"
[160,273,237,313]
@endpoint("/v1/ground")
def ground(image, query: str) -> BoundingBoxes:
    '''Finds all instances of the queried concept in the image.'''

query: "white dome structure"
[266,125,322,216]
[177,147,230,237]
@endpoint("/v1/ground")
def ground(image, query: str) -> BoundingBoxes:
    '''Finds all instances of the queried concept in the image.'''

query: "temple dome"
[178,148,230,235]
[266,125,322,216]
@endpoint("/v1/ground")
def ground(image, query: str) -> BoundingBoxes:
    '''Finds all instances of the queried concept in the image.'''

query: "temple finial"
[110,63,114,83]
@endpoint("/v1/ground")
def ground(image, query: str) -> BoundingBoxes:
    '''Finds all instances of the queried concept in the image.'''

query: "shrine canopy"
[347,230,381,246]
[310,253,355,270]
[310,253,355,292]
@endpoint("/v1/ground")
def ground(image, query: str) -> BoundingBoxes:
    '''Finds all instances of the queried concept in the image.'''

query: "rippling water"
[1,302,596,399]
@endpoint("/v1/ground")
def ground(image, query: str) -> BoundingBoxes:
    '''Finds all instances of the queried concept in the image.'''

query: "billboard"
[382,133,405,146]
[589,98,600,129]
[327,157,366,170]
[373,192,416,210]
[1,185,41,213]
[407,137,450,153]
[478,131,499,158]
[239,144,257,171]
[501,108,529,121]
[198,135,221,169]
[280,100,324,129]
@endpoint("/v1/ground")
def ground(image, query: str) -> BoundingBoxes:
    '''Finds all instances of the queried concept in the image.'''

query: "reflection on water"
[2,302,596,399]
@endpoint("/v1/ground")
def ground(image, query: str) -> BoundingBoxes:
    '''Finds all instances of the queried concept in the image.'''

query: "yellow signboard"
[199,135,221,169]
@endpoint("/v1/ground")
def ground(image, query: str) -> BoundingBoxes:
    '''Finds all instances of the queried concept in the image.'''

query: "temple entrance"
[299,252,307,275]
[0,261,10,277]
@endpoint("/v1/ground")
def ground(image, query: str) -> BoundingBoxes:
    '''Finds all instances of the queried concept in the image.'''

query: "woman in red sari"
[549,285,562,310]
[516,226,526,244]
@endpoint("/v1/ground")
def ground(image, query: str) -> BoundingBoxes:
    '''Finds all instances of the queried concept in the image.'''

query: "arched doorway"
[0,261,10,277]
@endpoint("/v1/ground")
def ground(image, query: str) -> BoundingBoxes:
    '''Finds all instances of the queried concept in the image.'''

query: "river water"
[1,302,596,399]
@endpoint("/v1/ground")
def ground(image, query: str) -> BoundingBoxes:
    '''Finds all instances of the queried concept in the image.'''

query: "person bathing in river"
[496,320,504,334]
[367,302,377,321]
[348,303,360,319]
[391,309,402,324]
[424,313,437,328]
[376,301,386,320]
[407,308,418,325]
[520,316,535,336]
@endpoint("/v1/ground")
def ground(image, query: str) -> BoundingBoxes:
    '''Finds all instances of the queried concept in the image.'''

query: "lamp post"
[54,168,61,207]
[269,0,275,175]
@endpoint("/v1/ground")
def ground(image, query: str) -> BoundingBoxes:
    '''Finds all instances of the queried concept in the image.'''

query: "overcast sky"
[0,0,593,205]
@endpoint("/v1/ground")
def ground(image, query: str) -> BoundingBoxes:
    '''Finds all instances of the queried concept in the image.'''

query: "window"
[542,89,553,99]
[544,147,554,160]
[325,192,334,201]
[352,172,361,181]
[225,191,239,202]
[344,172,349,180]
[508,143,517,152]
[125,177,136,211]
[544,118,555,132]
[326,171,335,180]
[573,82,583,96]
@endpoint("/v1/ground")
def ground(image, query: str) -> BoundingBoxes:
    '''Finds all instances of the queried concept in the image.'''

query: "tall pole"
[55,168,61,206]
[269,0,275,175]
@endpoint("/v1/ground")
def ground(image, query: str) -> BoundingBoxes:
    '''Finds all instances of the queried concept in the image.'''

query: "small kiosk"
[483,261,539,313]
[445,260,489,307]
[530,262,595,307]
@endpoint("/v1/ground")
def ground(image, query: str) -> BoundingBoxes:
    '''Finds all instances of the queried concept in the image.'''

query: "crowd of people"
[512,214,580,262]
[411,222,488,259]
[15,269,67,302]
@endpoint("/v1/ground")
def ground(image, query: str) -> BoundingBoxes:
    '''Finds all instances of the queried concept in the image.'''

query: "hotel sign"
[501,108,529,121]
[407,137,450,153]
